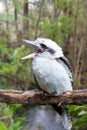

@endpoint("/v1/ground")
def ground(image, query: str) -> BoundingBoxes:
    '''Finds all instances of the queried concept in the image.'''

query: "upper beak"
[21,39,42,60]
[22,39,42,50]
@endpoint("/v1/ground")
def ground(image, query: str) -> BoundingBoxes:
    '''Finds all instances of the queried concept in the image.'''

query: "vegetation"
[0,0,87,129]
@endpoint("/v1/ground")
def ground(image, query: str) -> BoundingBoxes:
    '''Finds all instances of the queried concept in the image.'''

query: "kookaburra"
[22,38,73,130]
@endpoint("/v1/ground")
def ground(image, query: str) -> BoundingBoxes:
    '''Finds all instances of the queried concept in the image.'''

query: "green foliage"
[8,117,25,130]
[41,0,73,46]
[70,105,87,130]
[0,103,25,130]
[0,41,35,89]
[0,122,7,130]
[41,11,73,46]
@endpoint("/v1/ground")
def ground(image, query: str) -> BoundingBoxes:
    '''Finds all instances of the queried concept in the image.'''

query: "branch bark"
[0,89,87,105]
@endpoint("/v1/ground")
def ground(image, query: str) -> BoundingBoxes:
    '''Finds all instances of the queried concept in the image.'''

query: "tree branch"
[0,89,87,105]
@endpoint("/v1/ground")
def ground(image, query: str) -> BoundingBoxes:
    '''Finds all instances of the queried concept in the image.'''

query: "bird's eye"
[40,43,47,49]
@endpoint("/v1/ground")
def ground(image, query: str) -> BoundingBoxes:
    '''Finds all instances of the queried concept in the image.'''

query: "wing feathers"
[56,56,73,86]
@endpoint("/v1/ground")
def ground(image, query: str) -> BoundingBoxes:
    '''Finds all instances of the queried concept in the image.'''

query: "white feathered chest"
[32,53,72,95]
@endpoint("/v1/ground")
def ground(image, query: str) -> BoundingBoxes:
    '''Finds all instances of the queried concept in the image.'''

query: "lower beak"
[21,52,37,60]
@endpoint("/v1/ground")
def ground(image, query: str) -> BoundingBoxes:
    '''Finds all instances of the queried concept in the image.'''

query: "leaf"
[0,121,7,130]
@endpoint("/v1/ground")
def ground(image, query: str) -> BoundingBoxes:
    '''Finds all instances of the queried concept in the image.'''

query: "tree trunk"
[4,0,9,32]
[34,0,44,39]
[22,0,29,39]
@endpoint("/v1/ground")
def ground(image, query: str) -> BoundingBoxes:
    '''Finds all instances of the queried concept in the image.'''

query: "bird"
[21,38,73,130]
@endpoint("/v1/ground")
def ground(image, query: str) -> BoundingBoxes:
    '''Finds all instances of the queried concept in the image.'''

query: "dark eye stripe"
[40,44,47,49]
[48,48,55,54]
[40,43,55,54]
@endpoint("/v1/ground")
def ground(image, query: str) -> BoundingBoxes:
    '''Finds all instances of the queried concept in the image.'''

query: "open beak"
[21,39,42,60]
[21,52,37,60]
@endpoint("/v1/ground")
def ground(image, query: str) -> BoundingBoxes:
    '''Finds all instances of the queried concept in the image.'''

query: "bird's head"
[21,38,64,60]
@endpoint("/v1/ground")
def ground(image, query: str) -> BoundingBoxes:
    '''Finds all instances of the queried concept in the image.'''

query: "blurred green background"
[0,0,87,129]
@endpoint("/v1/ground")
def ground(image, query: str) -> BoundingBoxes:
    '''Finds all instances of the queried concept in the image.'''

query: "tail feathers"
[52,104,72,130]
[61,108,72,130]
